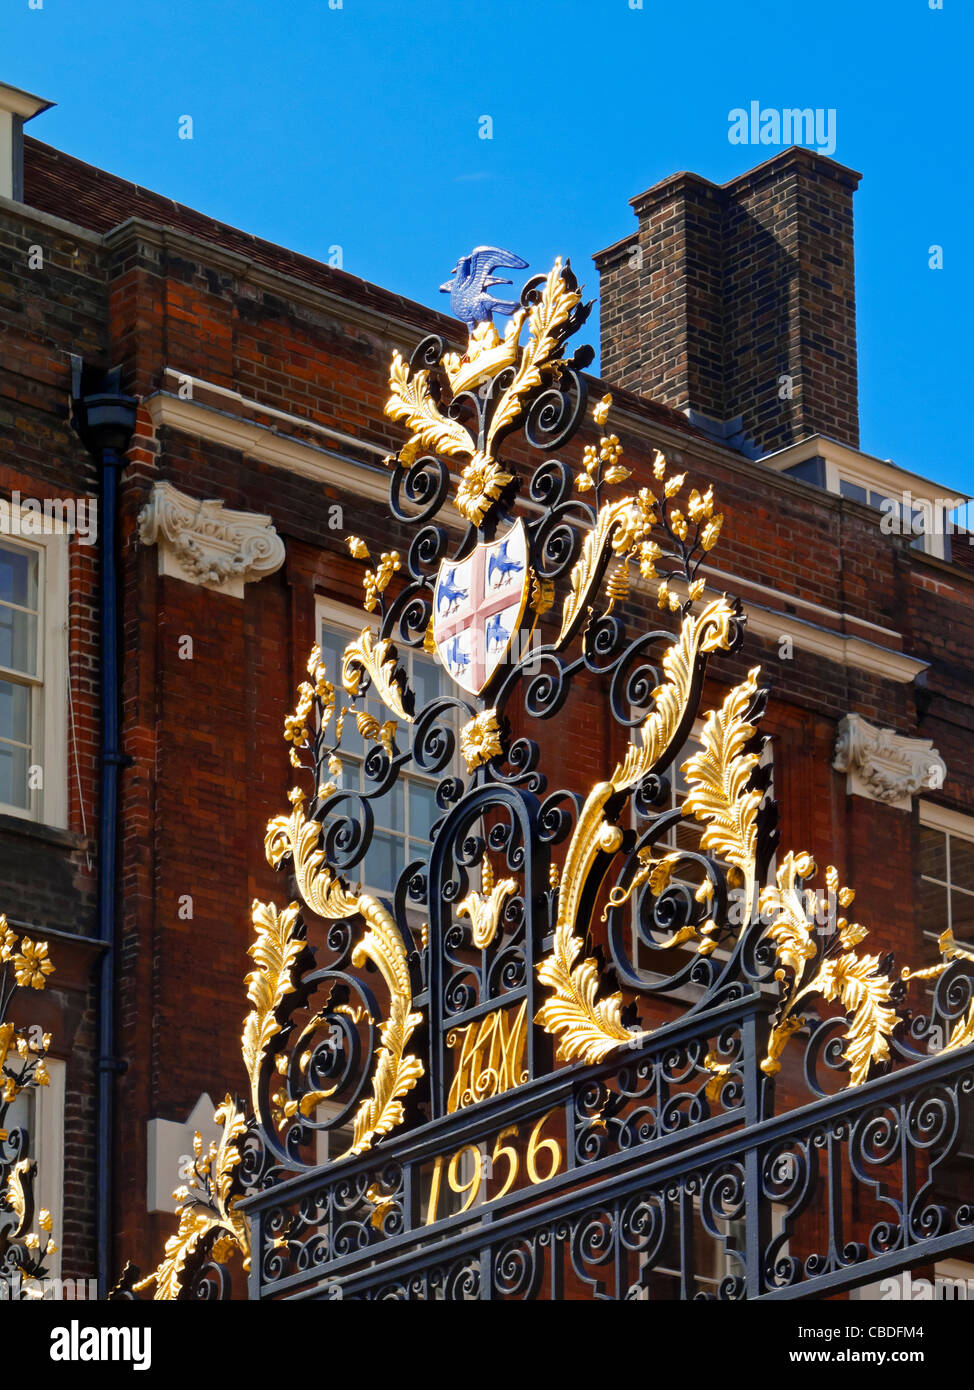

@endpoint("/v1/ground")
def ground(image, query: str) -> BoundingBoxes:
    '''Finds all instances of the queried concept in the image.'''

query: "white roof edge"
[761,434,969,504]
[0,80,55,121]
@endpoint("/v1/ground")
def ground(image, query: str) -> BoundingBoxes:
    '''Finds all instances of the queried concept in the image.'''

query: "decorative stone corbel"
[137,480,285,598]
[833,713,947,810]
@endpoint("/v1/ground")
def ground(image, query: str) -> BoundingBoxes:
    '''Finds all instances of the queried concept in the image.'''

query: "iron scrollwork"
[126,248,974,1299]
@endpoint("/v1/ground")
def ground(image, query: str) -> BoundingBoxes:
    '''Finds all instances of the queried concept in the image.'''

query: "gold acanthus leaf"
[385,351,476,466]
[260,798,423,1159]
[530,572,555,617]
[558,491,658,648]
[485,258,581,456]
[760,851,819,984]
[241,899,306,1118]
[536,918,634,1064]
[759,853,901,1088]
[681,666,764,922]
[135,1097,249,1300]
[536,597,739,1063]
[345,907,424,1156]
[341,628,414,724]
[814,952,900,1087]
[944,1007,974,1053]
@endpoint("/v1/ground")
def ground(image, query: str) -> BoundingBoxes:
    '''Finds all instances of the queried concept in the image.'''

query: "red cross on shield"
[433,520,530,696]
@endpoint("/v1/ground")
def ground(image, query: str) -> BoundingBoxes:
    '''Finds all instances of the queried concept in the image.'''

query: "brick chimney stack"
[594,147,862,457]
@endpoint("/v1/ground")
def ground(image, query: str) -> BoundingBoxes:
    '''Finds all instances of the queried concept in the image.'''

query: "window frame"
[315,597,462,902]
[829,460,949,559]
[917,802,974,944]
[0,513,68,828]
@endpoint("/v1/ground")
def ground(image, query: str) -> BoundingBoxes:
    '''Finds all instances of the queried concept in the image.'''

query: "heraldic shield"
[432,519,530,695]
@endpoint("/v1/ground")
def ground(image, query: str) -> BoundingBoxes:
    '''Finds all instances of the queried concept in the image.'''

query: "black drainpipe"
[70,360,138,1296]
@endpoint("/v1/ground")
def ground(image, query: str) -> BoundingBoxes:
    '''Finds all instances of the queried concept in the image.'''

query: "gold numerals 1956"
[424,1109,563,1226]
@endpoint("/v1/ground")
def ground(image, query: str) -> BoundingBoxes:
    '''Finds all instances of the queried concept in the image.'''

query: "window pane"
[675,820,703,854]
[364,830,399,895]
[0,546,37,609]
[376,781,404,835]
[917,877,948,937]
[0,741,29,809]
[919,826,947,881]
[839,479,868,504]
[950,889,974,943]
[949,836,974,895]
[0,680,30,745]
[318,624,346,678]
[409,781,438,842]
[412,655,446,712]
[0,605,37,676]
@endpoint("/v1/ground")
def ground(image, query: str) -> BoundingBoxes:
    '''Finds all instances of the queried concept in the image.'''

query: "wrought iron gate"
[115,251,974,1302]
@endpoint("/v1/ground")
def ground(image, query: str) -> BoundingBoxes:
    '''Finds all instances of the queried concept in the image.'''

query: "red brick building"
[1,80,971,1294]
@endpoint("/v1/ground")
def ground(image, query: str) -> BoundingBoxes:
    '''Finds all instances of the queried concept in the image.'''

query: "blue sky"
[3,0,971,495]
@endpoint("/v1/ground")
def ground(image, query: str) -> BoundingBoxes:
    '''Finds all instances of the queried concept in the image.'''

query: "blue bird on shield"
[445,636,470,673]
[437,567,468,615]
[440,247,528,329]
[487,539,522,588]
[485,613,509,652]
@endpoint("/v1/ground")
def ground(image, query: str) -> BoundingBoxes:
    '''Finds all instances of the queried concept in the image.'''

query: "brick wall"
[0,197,107,1280]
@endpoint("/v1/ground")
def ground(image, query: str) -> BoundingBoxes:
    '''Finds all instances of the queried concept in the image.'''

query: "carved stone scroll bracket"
[833,712,947,810]
[137,481,285,598]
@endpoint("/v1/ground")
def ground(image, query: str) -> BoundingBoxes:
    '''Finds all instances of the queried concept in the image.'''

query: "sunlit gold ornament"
[459,709,504,772]
[456,858,516,950]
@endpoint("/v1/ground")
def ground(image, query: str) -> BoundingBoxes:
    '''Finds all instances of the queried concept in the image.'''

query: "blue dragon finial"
[440,246,528,330]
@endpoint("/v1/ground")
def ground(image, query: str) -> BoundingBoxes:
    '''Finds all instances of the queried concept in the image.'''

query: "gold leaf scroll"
[262,797,423,1159]
[485,258,580,456]
[759,855,898,1087]
[341,627,414,724]
[385,351,476,466]
[4,1158,32,1238]
[135,1096,250,1300]
[558,491,657,648]
[681,666,764,934]
[536,597,738,1063]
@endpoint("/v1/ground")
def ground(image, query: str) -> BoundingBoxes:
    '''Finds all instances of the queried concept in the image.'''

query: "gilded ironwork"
[446,999,528,1112]
[456,857,516,950]
[132,1097,250,1301]
[0,918,56,1296]
[123,246,974,1303]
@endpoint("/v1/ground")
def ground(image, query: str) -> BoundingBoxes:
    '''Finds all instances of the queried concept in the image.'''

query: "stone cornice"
[833,713,947,810]
[137,480,285,597]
